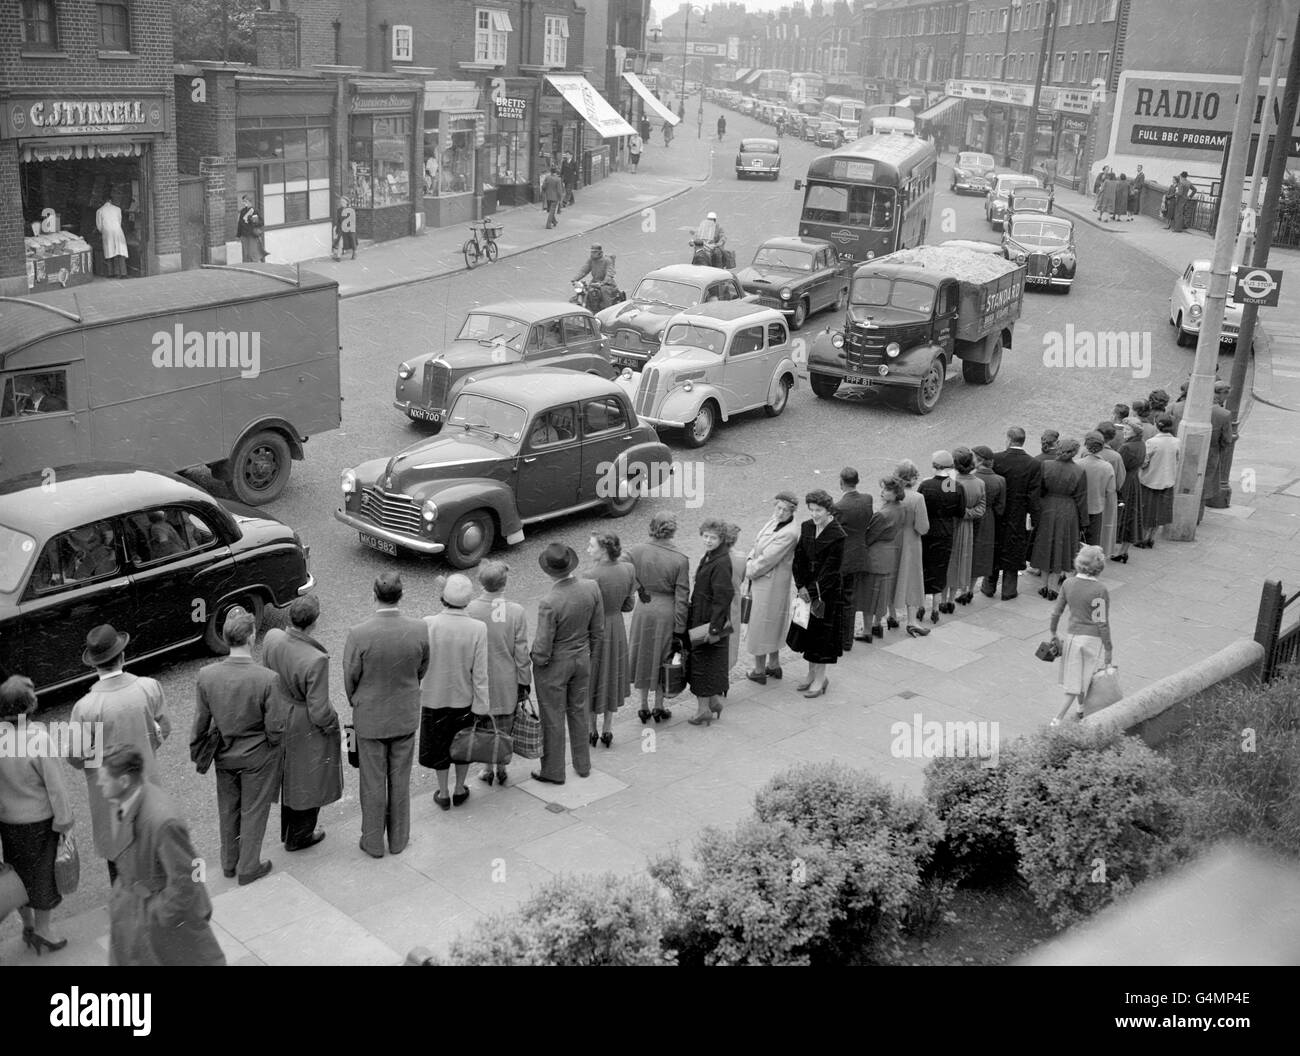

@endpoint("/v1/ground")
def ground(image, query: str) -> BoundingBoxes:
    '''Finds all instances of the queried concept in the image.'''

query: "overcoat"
[583,560,636,714]
[918,474,965,594]
[971,467,1006,580]
[261,628,343,811]
[892,487,931,610]
[465,597,531,717]
[991,447,1042,571]
[744,515,800,656]
[625,541,690,688]
[687,546,736,696]
[787,519,846,664]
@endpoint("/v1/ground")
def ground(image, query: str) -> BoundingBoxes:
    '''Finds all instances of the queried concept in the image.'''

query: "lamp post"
[681,4,708,111]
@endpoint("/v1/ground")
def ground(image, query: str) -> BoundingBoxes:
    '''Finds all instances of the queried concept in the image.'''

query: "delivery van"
[0,263,341,504]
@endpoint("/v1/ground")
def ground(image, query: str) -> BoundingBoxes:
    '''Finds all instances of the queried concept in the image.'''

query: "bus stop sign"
[1231,267,1283,306]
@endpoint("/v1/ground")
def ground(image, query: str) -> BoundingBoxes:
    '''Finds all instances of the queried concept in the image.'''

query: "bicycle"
[463,218,502,270]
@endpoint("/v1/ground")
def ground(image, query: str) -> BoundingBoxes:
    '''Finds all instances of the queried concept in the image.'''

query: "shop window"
[350,115,412,209]
[392,24,412,61]
[1081,53,1092,82]
[98,2,129,50]
[1101,0,1119,19]
[20,0,58,49]
[236,121,332,228]
[424,114,477,196]
[544,16,568,67]
[491,126,530,190]
[476,8,511,64]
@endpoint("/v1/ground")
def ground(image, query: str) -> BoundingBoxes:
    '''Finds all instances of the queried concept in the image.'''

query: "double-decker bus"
[795,133,938,263]
[819,95,866,137]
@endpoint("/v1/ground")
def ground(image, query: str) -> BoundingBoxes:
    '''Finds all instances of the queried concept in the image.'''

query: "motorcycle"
[688,233,735,270]
[570,279,625,314]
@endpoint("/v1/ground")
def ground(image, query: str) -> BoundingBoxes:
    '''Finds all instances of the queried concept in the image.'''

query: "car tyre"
[765,375,792,418]
[910,357,946,414]
[790,298,809,330]
[205,594,265,655]
[229,429,292,506]
[809,372,840,399]
[683,401,717,448]
[962,336,1002,385]
[445,509,495,569]
[605,470,640,517]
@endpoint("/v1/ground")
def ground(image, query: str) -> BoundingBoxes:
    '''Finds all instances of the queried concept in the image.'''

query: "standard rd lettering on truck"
[151,325,261,379]
[983,279,1022,313]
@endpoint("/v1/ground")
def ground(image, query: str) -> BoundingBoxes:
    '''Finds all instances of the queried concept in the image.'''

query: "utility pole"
[1022,0,1056,174]
[1169,0,1274,540]
[1223,0,1300,498]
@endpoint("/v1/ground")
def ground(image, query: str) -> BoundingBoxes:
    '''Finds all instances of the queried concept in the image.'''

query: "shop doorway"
[178,176,206,270]
[19,150,151,279]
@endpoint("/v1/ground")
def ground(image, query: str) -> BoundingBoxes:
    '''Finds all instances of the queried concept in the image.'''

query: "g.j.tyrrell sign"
[1,95,168,138]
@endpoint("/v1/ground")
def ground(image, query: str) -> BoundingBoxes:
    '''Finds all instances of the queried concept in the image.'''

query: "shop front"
[347,83,419,242]
[484,78,538,208]
[3,92,169,290]
[1054,115,1092,191]
[423,82,485,228]
[540,74,634,191]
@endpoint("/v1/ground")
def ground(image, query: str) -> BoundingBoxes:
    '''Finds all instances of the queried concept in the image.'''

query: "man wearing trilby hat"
[530,543,604,784]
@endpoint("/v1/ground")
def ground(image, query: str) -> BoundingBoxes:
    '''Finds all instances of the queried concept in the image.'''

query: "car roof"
[996,174,1040,185]
[1188,259,1213,271]
[739,138,779,148]
[755,236,829,252]
[959,152,994,161]
[1012,186,1052,196]
[461,372,626,405]
[474,301,593,321]
[0,462,214,537]
[676,302,787,325]
[642,264,736,284]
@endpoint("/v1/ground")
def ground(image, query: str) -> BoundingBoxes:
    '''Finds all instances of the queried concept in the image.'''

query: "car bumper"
[1025,274,1073,288]
[1183,321,1240,343]
[737,165,779,174]
[297,572,316,595]
[393,400,446,424]
[952,179,988,193]
[333,508,446,556]
[638,413,688,429]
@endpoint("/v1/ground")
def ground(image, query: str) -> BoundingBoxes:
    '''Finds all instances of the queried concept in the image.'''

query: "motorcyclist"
[573,243,618,313]
[696,212,727,268]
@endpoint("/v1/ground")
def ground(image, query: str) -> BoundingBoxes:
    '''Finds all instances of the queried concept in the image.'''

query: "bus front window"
[804,183,848,223]
[848,186,895,230]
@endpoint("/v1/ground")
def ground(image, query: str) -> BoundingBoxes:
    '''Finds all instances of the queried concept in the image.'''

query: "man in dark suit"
[988,426,1042,601]
[1203,381,1234,511]
[191,606,282,886]
[531,543,604,785]
[101,745,226,966]
[833,467,874,647]
[344,573,430,858]
[560,151,578,208]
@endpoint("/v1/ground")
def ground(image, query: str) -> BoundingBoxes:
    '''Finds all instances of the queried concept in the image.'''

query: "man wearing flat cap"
[69,623,170,883]
[531,543,604,784]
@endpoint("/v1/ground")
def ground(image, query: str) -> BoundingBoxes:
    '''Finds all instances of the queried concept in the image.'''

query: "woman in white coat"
[743,491,801,685]
[95,192,129,277]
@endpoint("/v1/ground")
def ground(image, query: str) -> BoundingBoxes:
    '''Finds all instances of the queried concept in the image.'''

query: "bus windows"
[846,186,894,231]
[804,184,848,223]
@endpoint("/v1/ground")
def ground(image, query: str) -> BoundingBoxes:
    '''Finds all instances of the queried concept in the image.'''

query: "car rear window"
[0,524,38,594]
[741,141,778,153]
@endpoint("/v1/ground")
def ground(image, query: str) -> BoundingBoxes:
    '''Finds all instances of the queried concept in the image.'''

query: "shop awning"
[544,74,636,138]
[20,140,147,163]
[622,71,680,126]
[733,68,753,81]
[919,96,962,122]
[743,70,763,85]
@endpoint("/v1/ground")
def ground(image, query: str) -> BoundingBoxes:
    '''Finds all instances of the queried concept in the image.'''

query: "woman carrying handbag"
[786,490,847,699]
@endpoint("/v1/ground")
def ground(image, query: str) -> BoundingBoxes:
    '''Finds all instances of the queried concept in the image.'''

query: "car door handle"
[622,435,633,441]
[524,456,538,463]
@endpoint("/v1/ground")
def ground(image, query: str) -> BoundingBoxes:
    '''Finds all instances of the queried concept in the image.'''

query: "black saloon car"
[736,236,850,329]
[0,463,314,695]
[337,373,672,569]
[393,301,615,430]
[1001,214,1077,292]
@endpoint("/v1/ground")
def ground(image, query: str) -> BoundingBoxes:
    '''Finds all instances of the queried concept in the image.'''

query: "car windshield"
[663,322,726,355]
[850,277,935,314]
[456,313,527,349]
[446,393,526,443]
[752,247,815,271]
[741,141,778,153]
[0,523,37,593]
[633,278,698,307]
[1010,220,1072,245]
[958,153,993,169]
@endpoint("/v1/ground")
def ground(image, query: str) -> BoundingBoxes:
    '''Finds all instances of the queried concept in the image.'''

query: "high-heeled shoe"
[637,708,652,724]
[930,608,940,624]
[803,679,829,698]
[941,602,956,615]
[600,731,613,748]
[652,707,671,723]
[794,679,814,691]
[917,607,926,621]
[23,930,68,956]
[1110,553,1129,563]
[906,624,930,637]
[709,700,724,718]
[479,769,495,785]
[957,592,973,606]
[1134,539,1154,549]
[765,665,783,680]
[886,617,900,630]
[1038,586,1059,601]
[588,731,599,747]
[496,768,508,785]
[746,670,767,684]
[687,712,713,726]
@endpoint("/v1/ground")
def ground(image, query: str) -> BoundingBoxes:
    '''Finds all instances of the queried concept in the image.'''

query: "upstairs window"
[476,8,511,65]
[21,0,58,49]
[392,24,412,62]
[98,2,129,50]
[544,16,568,67]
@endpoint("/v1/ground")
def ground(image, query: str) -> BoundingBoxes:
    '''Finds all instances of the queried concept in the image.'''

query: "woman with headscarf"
[889,460,931,638]
[583,532,636,748]
[1111,419,1147,563]
[685,520,735,725]
[744,491,801,684]
[918,451,964,622]
[1032,437,1088,599]
[970,445,1006,599]
[1137,414,1182,548]
[625,514,690,724]
[945,446,986,608]
[787,490,846,698]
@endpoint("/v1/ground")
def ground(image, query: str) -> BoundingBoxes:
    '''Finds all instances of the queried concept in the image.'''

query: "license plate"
[613,355,639,369]
[407,406,441,423]
[359,533,397,556]
[842,374,871,385]
[752,160,763,166]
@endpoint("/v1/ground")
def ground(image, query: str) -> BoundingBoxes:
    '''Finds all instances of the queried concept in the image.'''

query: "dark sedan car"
[950,151,996,195]
[1001,214,1077,292]
[337,373,672,569]
[1007,185,1054,215]
[393,301,614,430]
[735,138,781,180]
[736,236,850,329]
[0,463,314,695]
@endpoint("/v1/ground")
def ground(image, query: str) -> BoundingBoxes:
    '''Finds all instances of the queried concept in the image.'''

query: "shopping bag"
[1083,666,1123,716]
[192,721,221,775]
[450,716,513,765]
[740,583,753,625]
[511,697,543,759]
[54,832,80,895]
[660,652,687,697]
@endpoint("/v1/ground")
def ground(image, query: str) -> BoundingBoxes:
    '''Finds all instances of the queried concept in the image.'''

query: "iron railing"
[1253,578,1300,682]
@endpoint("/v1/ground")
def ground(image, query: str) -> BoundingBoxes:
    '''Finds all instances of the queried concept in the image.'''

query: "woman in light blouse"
[1048,546,1114,725]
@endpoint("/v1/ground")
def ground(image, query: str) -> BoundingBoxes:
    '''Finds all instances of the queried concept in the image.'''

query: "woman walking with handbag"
[583,533,636,748]
[625,514,690,724]
[685,521,736,726]
[465,561,531,786]
[744,492,801,685]
[0,676,72,954]
[787,491,847,699]
[1048,546,1114,725]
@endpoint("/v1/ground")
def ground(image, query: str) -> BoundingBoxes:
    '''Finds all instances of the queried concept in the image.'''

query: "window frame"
[728,324,767,358]
[392,24,412,62]
[475,7,510,65]
[1,367,71,420]
[581,396,630,437]
[28,518,123,599]
[543,15,568,67]
[124,506,218,568]
[20,0,59,50]
[97,1,130,51]
[236,118,334,229]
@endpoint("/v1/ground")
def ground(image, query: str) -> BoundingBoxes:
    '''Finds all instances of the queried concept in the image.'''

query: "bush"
[924,754,1019,886]
[1005,725,1188,929]
[439,873,675,966]
[1163,666,1300,856]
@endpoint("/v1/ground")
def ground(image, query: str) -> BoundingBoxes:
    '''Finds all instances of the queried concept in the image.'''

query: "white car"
[1169,259,1242,347]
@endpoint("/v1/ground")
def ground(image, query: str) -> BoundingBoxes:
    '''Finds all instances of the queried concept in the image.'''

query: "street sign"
[1231,267,1284,306]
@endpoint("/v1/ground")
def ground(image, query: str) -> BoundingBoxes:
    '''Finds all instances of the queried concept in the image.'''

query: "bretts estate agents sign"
[1114,71,1300,159]
[1,94,167,138]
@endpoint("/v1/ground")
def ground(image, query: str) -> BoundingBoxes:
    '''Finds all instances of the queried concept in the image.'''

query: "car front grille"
[754,295,785,309]
[843,324,917,370]
[358,488,422,536]
[1026,254,1049,277]
[422,360,452,411]
[635,367,661,417]
[613,328,656,351]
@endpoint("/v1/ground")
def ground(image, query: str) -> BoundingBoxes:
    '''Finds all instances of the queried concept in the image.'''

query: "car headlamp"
[1051,256,1062,267]
[1190,303,1203,319]
[1016,253,1026,265]
[397,362,413,380]
[831,332,845,348]
[886,342,901,358]
[341,469,356,495]
[780,287,792,300]
[422,500,438,523]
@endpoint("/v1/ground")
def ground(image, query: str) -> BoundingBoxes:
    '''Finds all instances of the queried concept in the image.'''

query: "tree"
[173,0,263,64]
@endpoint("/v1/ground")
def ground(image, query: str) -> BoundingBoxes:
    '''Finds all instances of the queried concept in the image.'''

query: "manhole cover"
[897,690,918,700]
[545,802,568,814]
[703,450,756,466]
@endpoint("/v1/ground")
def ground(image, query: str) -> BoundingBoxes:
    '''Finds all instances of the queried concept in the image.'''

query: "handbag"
[54,832,80,896]
[511,697,543,760]
[660,651,687,697]
[689,620,732,646]
[740,582,753,625]
[451,715,513,765]
[0,861,28,924]
[344,723,359,769]
[791,595,811,629]
[192,721,221,775]
[1083,665,1123,715]
[1035,638,1061,662]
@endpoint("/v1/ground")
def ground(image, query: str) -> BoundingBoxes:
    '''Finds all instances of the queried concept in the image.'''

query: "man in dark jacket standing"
[833,467,874,647]
[560,151,578,209]
[531,543,604,785]
[191,606,282,886]
[987,426,1042,601]
[345,573,430,858]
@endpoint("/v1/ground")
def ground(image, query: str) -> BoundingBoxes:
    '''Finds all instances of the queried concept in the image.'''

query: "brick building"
[868,0,968,142]
[0,0,181,296]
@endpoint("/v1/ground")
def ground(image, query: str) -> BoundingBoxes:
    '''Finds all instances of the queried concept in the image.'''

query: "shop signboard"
[424,82,481,111]
[688,42,725,56]
[1,94,167,138]
[491,80,528,121]
[351,92,411,114]
[1062,116,1089,134]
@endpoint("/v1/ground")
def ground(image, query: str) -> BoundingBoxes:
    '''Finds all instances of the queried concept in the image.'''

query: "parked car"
[736,236,851,329]
[0,463,315,695]
[815,121,846,148]
[985,173,1043,230]
[950,151,996,195]
[339,374,671,568]
[1001,214,1077,293]
[595,264,751,372]
[617,302,800,447]
[736,137,781,180]
[393,301,614,430]
[1169,259,1243,347]
[1007,185,1054,215]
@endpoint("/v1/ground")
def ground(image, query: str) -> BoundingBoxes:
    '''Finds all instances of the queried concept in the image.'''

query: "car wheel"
[229,430,292,505]
[910,357,946,414]
[765,375,792,417]
[790,298,809,330]
[204,594,265,655]
[962,336,1002,385]
[605,470,640,517]
[1175,314,1194,347]
[809,372,840,399]
[683,401,717,447]
[445,509,495,569]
